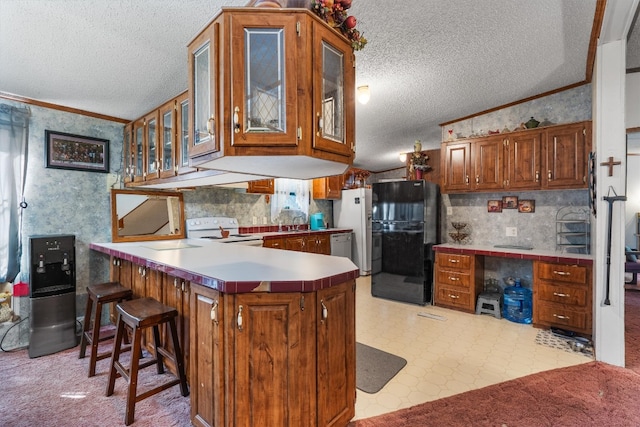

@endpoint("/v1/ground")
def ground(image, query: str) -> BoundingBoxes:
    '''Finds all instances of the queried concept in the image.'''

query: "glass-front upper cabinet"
[159,99,176,179]
[175,91,196,175]
[312,21,355,158]
[145,110,159,180]
[123,123,133,183]
[230,13,298,147]
[188,21,219,158]
[132,117,145,182]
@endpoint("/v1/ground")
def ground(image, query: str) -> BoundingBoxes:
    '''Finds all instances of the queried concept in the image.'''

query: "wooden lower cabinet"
[264,233,331,255]
[433,252,484,313]
[190,283,224,427]
[189,280,355,427]
[533,260,592,336]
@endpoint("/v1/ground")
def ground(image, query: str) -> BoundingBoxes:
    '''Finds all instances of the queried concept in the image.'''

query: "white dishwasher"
[330,233,353,259]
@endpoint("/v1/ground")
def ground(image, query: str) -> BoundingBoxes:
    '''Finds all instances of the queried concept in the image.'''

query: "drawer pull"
[448,259,460,263]
[553,292,570,298]
[449,276,460,281]
[553,314,569,320]
[553,270,570,276]
[448,294,460,299]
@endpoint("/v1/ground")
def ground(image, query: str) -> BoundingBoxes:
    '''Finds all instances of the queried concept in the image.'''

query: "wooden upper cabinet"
[441,121,591,193]
[543,122,590,189]
[158,98,177,179]
[441,141,471,192]
[247,179,274,194]
[313,175,344,199]
[123,123,134,184]
[473,135,504,191]
[506,129,542,190]
[175,91,197,176]
[186,8,355,176]
[144,110,160,180]
[187,20,219,158]
[131,117,146,182]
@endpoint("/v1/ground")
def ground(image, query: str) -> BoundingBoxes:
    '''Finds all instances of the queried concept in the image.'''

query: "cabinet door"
[311,21,355,159]
[285,235,306,252]
[308,234,330,254]
[544,122,588,189]
[145,110,160,180]
[123,123,134,183]
[175,92,197,175]
[188,20,219,158]
[230,13,299,147]
[312,175,344,200]
[247,179,274,194]
[163,275,190,379]
[263,237,284,249]
[317,281,356,427]
[190,283,224,427]
[507,130,542,190]
[132,117,145,182]
[231,292,314,427]
[159,98,176,179]
[441,141,471,192]
[472,135,504,191]
[110,257,133,323]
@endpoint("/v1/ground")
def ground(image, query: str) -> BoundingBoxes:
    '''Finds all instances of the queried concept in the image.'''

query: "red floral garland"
[311,0,367,51]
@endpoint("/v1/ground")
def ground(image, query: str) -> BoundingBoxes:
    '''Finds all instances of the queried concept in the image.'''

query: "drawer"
[436,269,471,288]
[536,262,587,285]
[435,286,471,309]
[536,304,588,331]
[537,284,587,307]
[436,253,471,270]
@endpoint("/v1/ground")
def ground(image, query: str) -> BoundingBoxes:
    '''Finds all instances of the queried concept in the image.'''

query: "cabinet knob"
[210,300,219,325]
[548,170,552,180]
[237,305,244,331]
[535,171,540,182]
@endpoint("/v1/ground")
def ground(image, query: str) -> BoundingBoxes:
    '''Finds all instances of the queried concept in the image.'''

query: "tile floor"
[353,276,592,420]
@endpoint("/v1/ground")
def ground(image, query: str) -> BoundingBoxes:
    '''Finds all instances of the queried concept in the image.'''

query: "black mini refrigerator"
[28,234,77,358]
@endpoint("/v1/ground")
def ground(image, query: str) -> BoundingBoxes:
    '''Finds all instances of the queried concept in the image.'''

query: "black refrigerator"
[371,180,440,305]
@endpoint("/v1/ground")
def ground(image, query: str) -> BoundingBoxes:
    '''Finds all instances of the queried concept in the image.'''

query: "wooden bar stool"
[106,297,189,426]
[79,282,133,377]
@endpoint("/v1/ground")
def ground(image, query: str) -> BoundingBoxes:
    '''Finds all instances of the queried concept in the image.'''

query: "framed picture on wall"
[502,196,518,209]
[487,200,502,212]
[45,130,109,173]
[518,200,535,213]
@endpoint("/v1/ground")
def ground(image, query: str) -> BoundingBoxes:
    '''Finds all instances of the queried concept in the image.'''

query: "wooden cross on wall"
[600,156,622,176]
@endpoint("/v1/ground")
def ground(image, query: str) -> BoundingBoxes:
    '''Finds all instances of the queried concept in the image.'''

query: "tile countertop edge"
[433,243,593,265]
[89,241,360,293]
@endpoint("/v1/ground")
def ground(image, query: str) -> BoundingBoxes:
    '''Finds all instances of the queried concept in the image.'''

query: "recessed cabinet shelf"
[556,206,590,254]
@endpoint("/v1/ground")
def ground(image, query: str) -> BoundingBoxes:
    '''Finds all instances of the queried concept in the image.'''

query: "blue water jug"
[503,279,532,324]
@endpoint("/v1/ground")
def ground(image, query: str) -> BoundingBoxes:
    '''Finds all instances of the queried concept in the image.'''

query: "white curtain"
[270,178,309,224]
[0,104,30,283]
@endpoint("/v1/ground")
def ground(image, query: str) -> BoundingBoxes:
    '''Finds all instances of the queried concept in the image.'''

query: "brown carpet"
[625,287,640,373]
[1,341,191,427]
[4,293,640,427]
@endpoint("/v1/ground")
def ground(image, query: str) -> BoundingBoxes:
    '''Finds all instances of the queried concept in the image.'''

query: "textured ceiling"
[0,0,626,173]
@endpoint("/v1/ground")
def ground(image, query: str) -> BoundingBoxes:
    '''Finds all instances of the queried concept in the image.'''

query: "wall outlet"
[252,216,257,225]
[262,216,267,225]
[446,206,453,215]
[506,227,517,237]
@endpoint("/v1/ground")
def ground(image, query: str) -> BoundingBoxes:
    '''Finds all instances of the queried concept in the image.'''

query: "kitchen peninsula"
[90,239,358,427]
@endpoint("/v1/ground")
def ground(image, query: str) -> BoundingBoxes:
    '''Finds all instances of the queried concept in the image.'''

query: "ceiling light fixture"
[357,85,370,104]
[399,153,407,162]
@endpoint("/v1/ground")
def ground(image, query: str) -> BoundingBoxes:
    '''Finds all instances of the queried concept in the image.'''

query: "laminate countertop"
[433,243,593,265]
[90,239,359,294]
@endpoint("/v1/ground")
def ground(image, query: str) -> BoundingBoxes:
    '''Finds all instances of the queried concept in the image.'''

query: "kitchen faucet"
[293,215,305,231]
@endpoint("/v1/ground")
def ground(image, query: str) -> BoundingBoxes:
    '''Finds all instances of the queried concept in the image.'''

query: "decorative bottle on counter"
[502,278,532,324]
